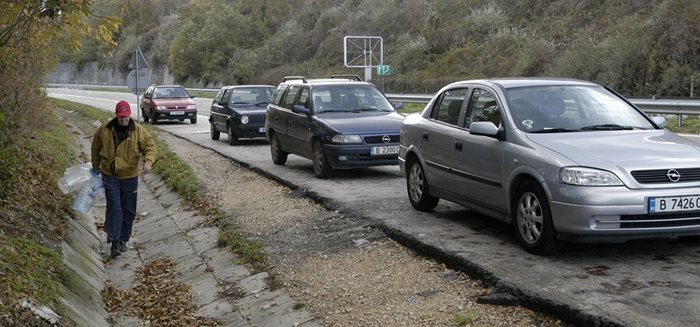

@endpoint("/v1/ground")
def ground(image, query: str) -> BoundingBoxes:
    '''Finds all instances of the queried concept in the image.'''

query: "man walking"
[91,100,157,258]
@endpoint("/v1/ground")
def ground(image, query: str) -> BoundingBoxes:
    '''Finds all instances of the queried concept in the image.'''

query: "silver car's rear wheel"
[513,180,560,255]
[406,159,438,211]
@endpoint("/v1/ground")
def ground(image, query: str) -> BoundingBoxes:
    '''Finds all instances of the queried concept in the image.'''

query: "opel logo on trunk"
[382,135,391,143]
[667,169,681,182]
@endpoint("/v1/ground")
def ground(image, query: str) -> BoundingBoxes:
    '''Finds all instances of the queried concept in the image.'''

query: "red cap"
[115,100,131,117]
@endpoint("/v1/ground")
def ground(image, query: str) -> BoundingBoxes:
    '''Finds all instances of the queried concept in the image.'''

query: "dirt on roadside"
[158,132,568,327]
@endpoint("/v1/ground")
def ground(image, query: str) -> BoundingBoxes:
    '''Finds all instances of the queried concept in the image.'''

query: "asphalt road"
[48,88,700,327]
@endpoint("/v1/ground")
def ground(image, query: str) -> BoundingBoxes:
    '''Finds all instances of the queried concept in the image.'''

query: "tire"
[512,180,560,255]
[142,109,149,123]
[210,122,220,140]
[406,158,439,211]
[151,110,158,125]
[190,117,197,124]
[679,235,700,242]
[270,132,288,165]
[227,124,240,145]
[312,140,332,178]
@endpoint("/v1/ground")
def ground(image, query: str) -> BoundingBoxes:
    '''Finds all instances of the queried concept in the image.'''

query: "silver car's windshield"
[311,85,394,113]
[506,85,656,133]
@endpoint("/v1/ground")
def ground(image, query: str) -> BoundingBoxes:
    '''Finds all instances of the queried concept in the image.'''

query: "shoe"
[110,242,121,258]
[118,241,127,252]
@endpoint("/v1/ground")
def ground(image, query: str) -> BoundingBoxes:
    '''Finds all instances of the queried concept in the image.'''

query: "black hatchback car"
[209,85,276,145]
[266,75,404,178]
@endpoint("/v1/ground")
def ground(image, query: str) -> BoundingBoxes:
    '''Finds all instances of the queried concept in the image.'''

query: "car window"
[154,87,189,98]
[297,87,310,108]
[465,88,501,127]
[221,89,231,104]
[213,89,224,104]
[271,85,286,106]
[230,87,275,106]
[506,85,655,132]
[311,84,393,113]
[282,85,301,109]
[431,88,468,126]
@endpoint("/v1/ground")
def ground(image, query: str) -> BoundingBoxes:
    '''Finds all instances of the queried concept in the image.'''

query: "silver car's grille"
[631,168,700,184]
[620,212,700,228]
[362,135,400,144]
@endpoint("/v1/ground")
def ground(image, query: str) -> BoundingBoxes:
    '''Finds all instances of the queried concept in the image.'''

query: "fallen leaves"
[102,258,218,326]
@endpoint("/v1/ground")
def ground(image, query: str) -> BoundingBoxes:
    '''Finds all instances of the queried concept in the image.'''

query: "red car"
[140,84,198,124]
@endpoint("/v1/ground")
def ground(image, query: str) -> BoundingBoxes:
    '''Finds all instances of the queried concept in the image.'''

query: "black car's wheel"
[190,117,197,124]
[151,110,158,125]
[312,140,332,178]
[406,158,439,211]
[142,109,149,123]
[270,132,288,165]
[512,180,560,255]
[227,124,239,145]
[210,122,220,140]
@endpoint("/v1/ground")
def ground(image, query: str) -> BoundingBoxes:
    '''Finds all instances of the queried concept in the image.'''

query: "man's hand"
[143,162,152,174]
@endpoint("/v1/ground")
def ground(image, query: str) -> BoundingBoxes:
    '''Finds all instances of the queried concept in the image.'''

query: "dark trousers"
[104,175,138,243]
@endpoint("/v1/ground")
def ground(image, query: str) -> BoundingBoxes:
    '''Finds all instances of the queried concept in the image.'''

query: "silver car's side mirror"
[652,116,667,128]
[469,121,499,136]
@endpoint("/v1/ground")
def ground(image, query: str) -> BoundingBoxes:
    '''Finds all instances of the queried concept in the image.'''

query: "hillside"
[63,0,700,96]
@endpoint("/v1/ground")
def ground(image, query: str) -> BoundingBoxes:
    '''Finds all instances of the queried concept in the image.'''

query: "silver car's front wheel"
[516,191,543,244]
[512,180,560,255]
[406,159,439,212]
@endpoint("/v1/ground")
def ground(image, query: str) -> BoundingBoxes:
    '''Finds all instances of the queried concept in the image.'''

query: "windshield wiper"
[581,124,634,131]
[529,128,578,133]
[255,101,268,106]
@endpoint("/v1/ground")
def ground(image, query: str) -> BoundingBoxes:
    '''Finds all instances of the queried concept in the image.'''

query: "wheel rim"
[408,163,425,202]
[313,143,324,173]
[516,192,544,244]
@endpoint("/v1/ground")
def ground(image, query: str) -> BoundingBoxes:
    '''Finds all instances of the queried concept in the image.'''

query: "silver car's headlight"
[560,167,623,186]
[331,134,362,143]
[240,115,249,124]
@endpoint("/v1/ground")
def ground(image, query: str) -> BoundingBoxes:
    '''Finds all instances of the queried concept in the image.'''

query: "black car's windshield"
[311,85,394,113]
[506,85,656,133]
[229,87,275,107]
[154,87,189,98]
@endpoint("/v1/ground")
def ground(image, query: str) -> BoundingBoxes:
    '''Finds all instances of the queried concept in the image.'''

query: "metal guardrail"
[47,83,700,115]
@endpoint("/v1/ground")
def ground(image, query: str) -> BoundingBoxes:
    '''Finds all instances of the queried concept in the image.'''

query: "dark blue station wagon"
[266,75,404,178]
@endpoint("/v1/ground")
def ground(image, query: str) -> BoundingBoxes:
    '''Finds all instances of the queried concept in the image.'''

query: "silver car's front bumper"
[547,182,700,242]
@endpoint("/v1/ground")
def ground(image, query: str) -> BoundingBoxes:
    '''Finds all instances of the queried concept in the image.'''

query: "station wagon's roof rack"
[330,74,362,81]
[282,76,307,83]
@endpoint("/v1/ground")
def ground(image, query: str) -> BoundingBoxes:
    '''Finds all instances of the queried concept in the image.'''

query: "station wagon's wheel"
[312,140,332,178]
[227,124,240,145]
[270,132,288,165]
[512,180,560,255]
[210,122,220,140]
[406,158,439,211]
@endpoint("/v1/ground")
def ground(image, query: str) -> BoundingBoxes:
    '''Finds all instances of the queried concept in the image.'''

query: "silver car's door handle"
[422,132,429,140]
[454,142,463,151]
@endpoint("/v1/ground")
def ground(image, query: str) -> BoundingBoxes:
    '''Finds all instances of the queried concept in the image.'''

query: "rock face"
[47,61,175,86]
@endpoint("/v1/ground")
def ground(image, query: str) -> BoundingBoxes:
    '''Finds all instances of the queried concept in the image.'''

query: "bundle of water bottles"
[57,163,106,215]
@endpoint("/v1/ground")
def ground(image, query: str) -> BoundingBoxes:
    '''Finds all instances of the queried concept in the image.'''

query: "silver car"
[399,78,700,255]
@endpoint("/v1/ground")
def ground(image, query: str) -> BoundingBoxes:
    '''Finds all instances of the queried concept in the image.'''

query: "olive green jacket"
[91,118,157,179]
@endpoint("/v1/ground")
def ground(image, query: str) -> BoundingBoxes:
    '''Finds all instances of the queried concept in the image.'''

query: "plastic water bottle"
[58,163,92,194]
[93,187,106,207]
[72,170,103,215]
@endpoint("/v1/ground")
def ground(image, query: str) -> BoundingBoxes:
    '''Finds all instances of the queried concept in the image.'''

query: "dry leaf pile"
[102,258,219,326]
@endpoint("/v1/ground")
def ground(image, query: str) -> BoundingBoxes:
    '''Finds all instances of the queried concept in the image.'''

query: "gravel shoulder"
[158,131,568,327]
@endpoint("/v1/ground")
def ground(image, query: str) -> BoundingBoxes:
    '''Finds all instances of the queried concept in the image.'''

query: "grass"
[452,311,476,326]
[665,115,700,134]
[0,98,86,319]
